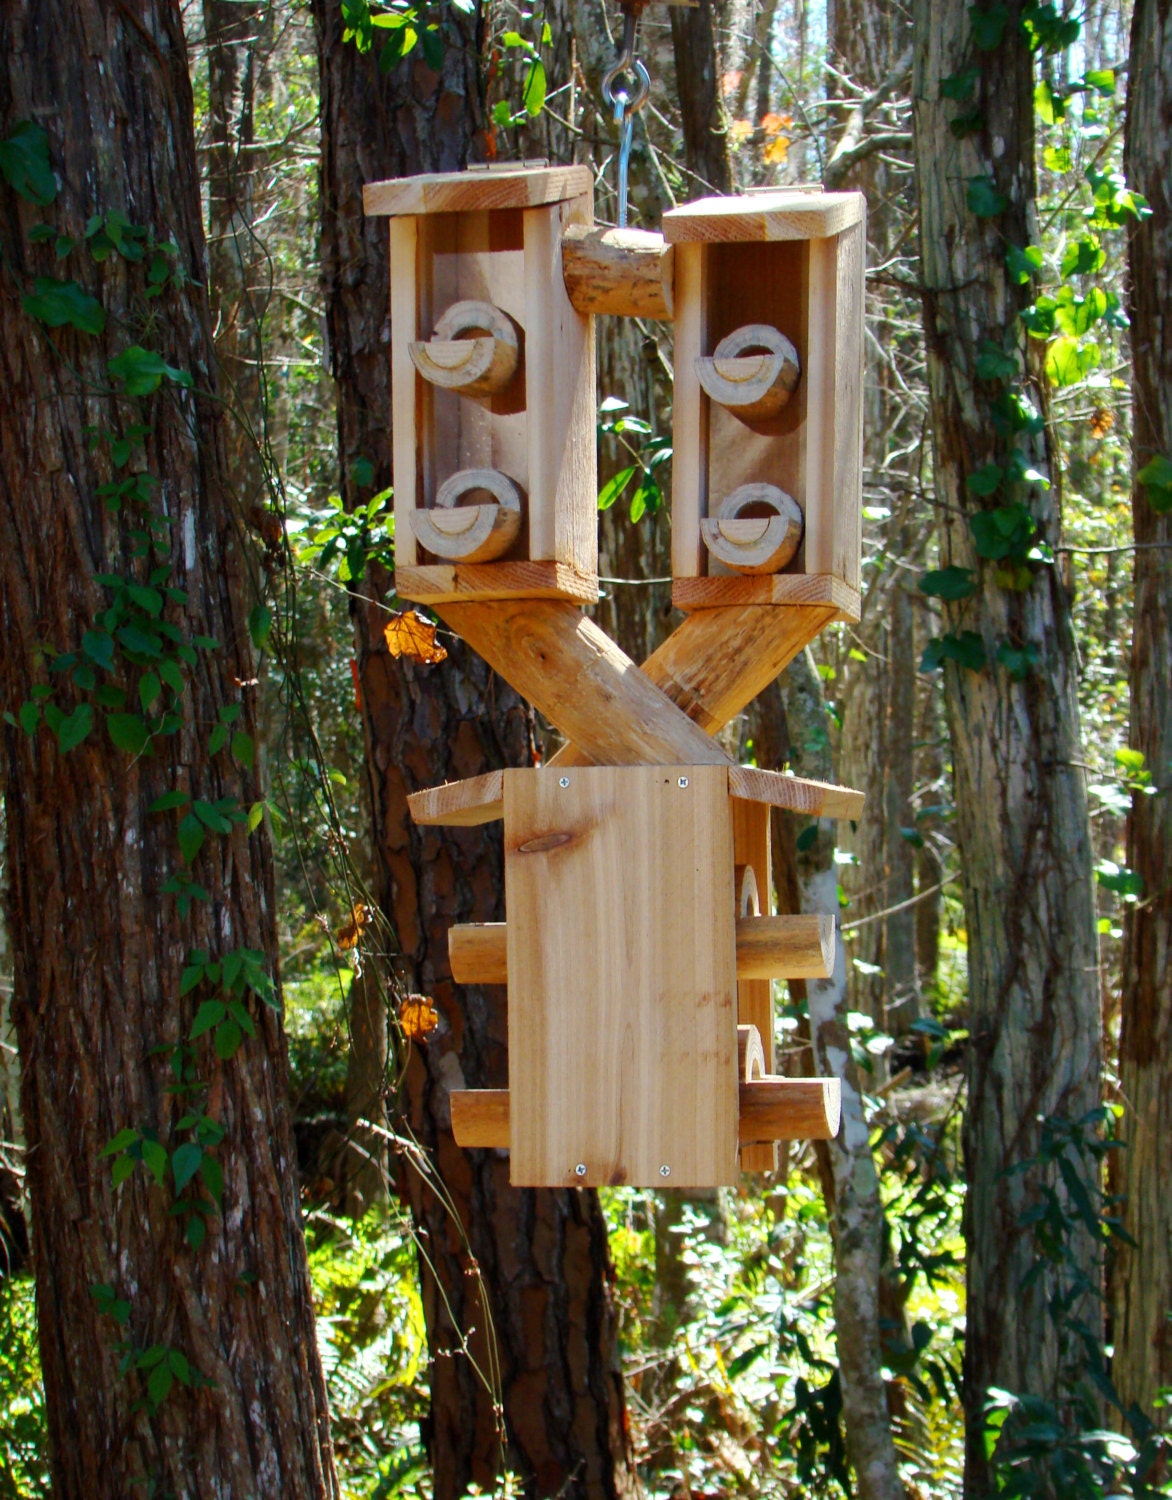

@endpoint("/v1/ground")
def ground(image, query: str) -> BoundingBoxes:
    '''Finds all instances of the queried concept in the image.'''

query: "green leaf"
[975,343,1017,382]
[522,58,547,117]
[208,723,229,756]
[0,121,57,205]
[171,1142,203,1193]
[968,2,1008,49]
[941,66,979,100]
[146,1361,173,1410]
[1096,860,1143,900]
[492,98,514,129]
[1061,235,1105,278]
[193,799,232,834]
[795,824,819,852]
[420,25,444,69]
[1033,79,1066,126]
[127,584,164,616]
[967,175,1008,218]
[247,801,265,833]
[112,1155,136,1187]
[108,346,192,397]
[82,630,116,670]
[231,731,255,770]
[597,465,637,511]
[200,1152,224,1206]
[377,24,417,69]
[21,278,106,335]
[1045,335,1100,388]
[139,672,161,711]
[158,658,185,696]
[102,1127,140,1157]
[178,812,205,865]
[995,641,1040,680]
[920,632,987,673]
[117,623,162,659]
[919,566,976,601]
[190,1000,227,1039]
[967,464,1003,497]
[185,1216,206,1250]
[1084,68,1115,96]
[168,1350,192,1385]
[1005,244,1042,285]
[54,703,93,753]
[141,1138,168,1187]
[214,1019,243,1060]
[108,712,150,755]
[1042,144,1072,174]
[1137,456,1172,513]
[970,503,1036,560]
[150,790,190,813]
[18,700,41,735]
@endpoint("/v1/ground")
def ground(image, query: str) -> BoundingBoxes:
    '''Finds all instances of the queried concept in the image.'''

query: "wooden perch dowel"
[408,299,520,396]
[411,468,522,564]
[738,1024,766,1082]
[409,770,504,828]
[447,912,834,984]
[696,323,801,420]
[561,225,675,319]
[701,483,804,576]
[450,1076,841,1151]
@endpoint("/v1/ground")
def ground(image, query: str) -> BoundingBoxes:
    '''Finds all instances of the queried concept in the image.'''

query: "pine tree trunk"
[1112,0,1172,1422]
[312,9,636,1495]
[912,3,1101,1489]
[0,2,337,1494]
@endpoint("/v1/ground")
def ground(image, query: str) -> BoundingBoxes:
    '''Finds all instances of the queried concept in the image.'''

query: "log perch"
[450,1077,841,1150]
[447,912,835,985]
[561,225,675,320]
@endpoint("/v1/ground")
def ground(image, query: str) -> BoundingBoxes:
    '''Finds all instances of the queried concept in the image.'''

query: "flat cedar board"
[364,165,594,217]
[504,764,739,1187]
[662,190,865,243]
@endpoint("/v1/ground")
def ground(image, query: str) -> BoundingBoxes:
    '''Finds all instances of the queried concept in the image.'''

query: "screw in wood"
[575,1163,587,1177]
[559,776,571,788]
[677,776,689,788]
[659,1165,671,1177]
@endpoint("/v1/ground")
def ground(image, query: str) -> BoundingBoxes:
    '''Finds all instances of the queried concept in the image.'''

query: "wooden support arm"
[447,912,836,985]
[450,1078,841,1151]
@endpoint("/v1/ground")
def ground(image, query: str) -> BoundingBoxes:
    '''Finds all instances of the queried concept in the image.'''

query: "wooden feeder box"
[663,189,866,619]
[409,763,855,1188]
[363,165,599,606]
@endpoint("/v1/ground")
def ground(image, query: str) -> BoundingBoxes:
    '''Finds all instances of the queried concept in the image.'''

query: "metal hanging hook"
[600,3,650,228]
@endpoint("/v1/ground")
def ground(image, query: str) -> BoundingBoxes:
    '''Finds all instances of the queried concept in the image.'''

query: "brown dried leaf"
[336,902,371,951]
[384,610,448,666]
[399,993,439,1043]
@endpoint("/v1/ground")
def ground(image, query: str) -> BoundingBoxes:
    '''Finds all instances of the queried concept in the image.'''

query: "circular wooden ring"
[412,468,523,564]
[409,299,520,397]
[434,468,522,513]
[695,322,801,420]
[701,483,804,575]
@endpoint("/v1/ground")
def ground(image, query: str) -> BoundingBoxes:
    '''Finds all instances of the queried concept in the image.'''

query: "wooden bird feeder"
[410,764,853,1186]
[364,165,869,1190]
[664,188,866,618]
[363,165,599,606]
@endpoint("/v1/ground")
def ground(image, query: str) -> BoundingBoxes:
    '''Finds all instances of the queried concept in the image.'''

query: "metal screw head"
[574,1163,587,1177]
[559,776,571,788]
[659,1164,671,1177]
[677,776,689,789]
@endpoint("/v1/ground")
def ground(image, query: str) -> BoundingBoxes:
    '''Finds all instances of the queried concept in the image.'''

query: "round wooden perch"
[411,468,523,564]
[738,1024,766,1083]
[561,225,675,319]
[408,298,520,397]
[701,484,804,576]
[695,322,801,420]
[447,912,834,985]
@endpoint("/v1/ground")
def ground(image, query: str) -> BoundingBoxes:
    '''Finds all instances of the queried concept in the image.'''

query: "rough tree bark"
[0,2,337,1495]
[912,3,1101,1489]
[670,0,734,194]
[1112,0,1172,1424]
[312,7,636,1495]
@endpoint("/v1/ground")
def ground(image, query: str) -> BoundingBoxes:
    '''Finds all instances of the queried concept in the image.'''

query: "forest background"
[0,0,1169,1496]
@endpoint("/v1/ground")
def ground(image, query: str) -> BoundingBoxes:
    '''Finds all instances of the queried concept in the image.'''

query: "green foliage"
[919,566,976,602]
[921,631,988,674]
[20,277,105,335]
[297,490,393,582]
[0,121,57,205]
[1137,456,1172,513]
[107,345,192,396]
[0,1277,49,1496]
[596,398,671,524]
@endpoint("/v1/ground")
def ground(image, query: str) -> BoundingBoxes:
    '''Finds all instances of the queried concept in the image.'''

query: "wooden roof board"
[364,165,594,218]
[662,190,864,243]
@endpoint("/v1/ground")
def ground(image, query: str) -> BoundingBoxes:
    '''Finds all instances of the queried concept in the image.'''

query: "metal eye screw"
[659,1165,671,1178]
[575,1163,587,1177]
[559,776,571,788]
[677,776,689,789]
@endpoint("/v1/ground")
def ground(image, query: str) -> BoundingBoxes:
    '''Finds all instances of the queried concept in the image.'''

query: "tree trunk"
[0,3,337,1495]
[1112,0,1172,1424]
[312,8,637,1495]
[768,655,907,1500]
[670,0,734,194]
[912,3,1101,1489]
